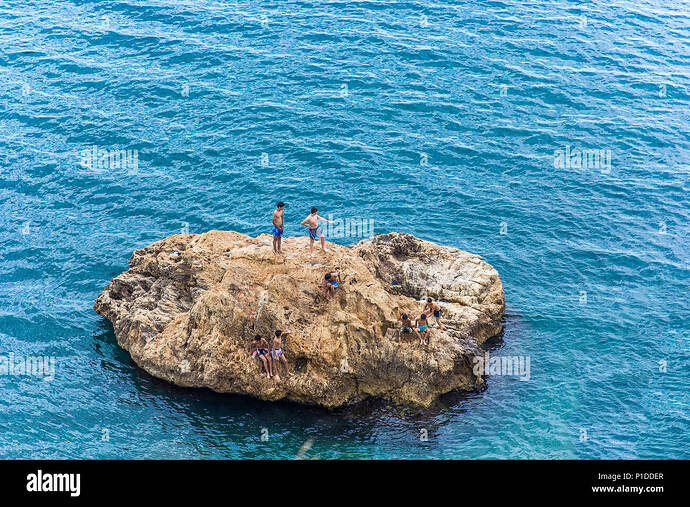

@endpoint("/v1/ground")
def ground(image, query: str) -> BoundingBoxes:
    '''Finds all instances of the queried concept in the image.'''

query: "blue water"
[1,0,688,459]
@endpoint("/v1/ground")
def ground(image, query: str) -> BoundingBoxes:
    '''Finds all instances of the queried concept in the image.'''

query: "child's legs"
[280,355,289,372]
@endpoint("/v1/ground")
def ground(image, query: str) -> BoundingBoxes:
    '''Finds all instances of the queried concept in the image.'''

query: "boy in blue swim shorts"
[301,207,333,257]
[272,201,285,255]
[416,314,431,345]
[324,271,342,301]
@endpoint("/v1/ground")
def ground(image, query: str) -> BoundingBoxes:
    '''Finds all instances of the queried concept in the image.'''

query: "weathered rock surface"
[94,231,505,408]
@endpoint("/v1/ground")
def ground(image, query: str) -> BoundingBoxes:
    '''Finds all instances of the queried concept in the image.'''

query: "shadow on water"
[93,318,131,366]
[482,326,506,353]
[89,310,523,454]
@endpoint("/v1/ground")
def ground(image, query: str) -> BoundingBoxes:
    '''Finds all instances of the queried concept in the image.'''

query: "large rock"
[94,231,505,408]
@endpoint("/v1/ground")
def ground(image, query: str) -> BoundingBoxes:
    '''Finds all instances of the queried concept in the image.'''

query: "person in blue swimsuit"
[416,314,431,345]
[272,201,285,255]
[300,206,333,257]
[324,271,342,301]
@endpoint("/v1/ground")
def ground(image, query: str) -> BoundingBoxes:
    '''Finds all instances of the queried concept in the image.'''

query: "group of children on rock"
[251,202,445,379]
[250,330,291,380]
[397,298,443,345]
[251,296,444,379]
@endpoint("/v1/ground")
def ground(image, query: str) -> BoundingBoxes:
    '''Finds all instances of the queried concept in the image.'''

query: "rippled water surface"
[1,0,689,459]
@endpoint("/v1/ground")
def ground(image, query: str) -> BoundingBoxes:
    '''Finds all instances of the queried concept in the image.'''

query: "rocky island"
[94,231,505,408]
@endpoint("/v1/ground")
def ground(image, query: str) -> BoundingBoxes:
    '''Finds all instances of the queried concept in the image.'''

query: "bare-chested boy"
[249,334,272,378]
[416,314,431,345]
[323,270,342,301]
[271,330,291,381]
[300,207,333,256]
[272,201,285,255]
[395,313,417,342]
[423,298,443,330]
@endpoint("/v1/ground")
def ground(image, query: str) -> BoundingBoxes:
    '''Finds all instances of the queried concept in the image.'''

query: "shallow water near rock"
[1,1,689,459]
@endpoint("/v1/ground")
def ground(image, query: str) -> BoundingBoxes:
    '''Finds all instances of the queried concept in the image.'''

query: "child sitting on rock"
[323,270,342,301]
[396,313,415,342]
[416,314,431,345]
[249,334,272,379]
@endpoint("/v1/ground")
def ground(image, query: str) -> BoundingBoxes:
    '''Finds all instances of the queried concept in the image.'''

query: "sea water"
[0,0,688,459]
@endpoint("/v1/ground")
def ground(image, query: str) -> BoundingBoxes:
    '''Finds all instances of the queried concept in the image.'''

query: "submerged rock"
[94,231,505,408]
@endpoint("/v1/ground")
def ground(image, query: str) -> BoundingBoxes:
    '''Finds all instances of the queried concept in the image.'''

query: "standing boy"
[271,330,291,381]
[300,207,333,256]
[272,201,285,255]
[423,298,443,330]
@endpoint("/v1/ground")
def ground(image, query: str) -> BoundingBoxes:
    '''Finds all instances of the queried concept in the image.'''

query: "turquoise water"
[1,0,689,459]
